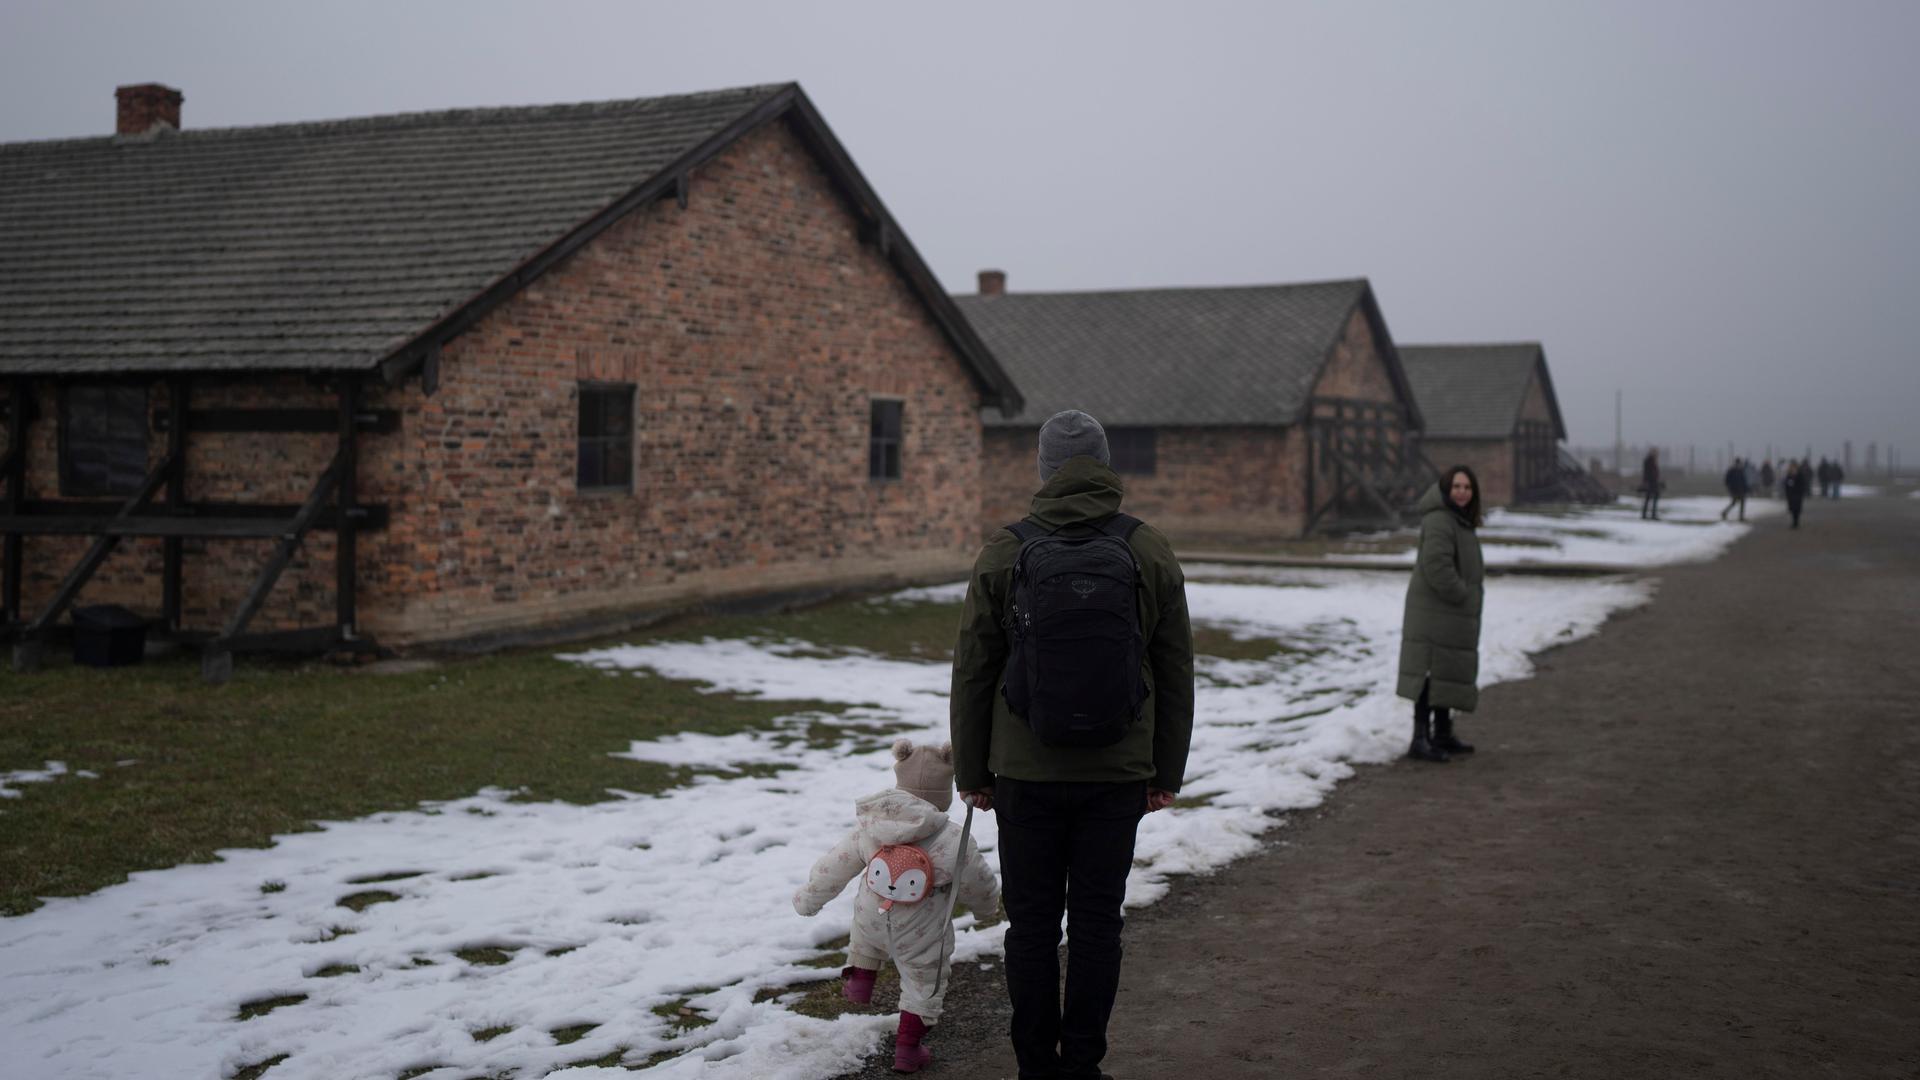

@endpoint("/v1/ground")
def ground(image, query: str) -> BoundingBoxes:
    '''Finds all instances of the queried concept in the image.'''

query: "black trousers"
[996,776,1147,1080]
[1415,678,1452,726]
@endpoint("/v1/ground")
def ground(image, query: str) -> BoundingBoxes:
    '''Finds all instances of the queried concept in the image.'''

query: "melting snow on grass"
[3,500,1712,1079]
[1,760,82,800]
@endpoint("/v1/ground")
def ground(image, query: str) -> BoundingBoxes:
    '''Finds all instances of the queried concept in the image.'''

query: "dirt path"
[850,494,1920,1079]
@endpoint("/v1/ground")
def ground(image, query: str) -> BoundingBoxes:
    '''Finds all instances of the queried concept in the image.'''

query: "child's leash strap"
[930,800,975,1000]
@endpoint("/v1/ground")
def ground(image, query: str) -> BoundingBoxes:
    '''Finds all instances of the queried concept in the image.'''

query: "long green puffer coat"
[1396,482,1486,711]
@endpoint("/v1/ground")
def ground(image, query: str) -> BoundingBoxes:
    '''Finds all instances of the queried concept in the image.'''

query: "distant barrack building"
[955,275,1432,540]
[1396,344,1603,507]
[0,82,1020,679]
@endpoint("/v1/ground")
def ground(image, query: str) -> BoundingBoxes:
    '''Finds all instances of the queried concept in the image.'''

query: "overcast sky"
[4,0,1916,465]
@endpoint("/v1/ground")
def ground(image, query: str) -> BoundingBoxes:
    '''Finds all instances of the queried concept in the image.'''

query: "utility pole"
[1613,390,1622,480]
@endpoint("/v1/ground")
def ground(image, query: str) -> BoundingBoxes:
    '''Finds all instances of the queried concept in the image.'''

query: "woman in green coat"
[1396,466,1486,763]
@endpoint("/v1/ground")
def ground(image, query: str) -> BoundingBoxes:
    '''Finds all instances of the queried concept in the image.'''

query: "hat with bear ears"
[892,738,954,813]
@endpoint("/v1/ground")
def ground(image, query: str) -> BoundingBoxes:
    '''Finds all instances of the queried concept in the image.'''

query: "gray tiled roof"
[954,279,1378,427]
[1398,343,1563,439]
[0,85,789,373]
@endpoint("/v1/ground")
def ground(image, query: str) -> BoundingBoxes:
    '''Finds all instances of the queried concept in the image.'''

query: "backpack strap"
[1007,514,1140,542]
[1005,520,1046,543]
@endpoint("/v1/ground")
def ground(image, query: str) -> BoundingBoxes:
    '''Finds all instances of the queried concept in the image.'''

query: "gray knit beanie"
[1037,409,1110,481]
[892,739,954,812]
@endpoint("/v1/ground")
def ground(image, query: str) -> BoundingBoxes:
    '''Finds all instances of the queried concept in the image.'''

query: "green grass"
[650,996,716,1030]
[550,1022,598,1045]
[236,994,306,1020]
[655,598,965,663]
[337,890,401,912]
[231,1053,289,1079]
[0,609,856,916]
[1190,626,1294,662]
[0,586,1322,920]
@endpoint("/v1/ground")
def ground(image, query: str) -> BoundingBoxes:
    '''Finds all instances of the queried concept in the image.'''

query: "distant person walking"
[1817,458,1834,499]
[1640,448,1662,520]
[1398,466,1486,763]
[1783,460,1807,529]
[1721,457,1750,521]
[1760,459,1776,497]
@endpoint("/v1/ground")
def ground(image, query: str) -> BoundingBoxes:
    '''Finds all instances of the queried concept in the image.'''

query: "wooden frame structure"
[1514,419,1559,500]
[1304,395,1437,533]
[2,374,385,683]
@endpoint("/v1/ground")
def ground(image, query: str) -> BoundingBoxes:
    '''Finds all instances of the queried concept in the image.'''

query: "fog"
[3,0,1915,461]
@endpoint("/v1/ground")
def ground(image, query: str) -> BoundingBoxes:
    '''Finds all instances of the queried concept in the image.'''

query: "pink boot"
[893,1010,932,1073]
[841,965,877,1005]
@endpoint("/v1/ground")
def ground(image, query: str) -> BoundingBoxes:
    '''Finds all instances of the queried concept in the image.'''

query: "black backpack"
[1000,514,1149,747]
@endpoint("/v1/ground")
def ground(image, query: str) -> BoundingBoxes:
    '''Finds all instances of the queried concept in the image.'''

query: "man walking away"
[1817,458,1833,499]
[1760,459,1775,498]
[1721,457,1749,521]
[952,409,1195,1080]
[1640,448,1662,520]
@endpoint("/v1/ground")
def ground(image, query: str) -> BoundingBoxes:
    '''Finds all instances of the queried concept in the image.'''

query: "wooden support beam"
[204,451,345,684]
[2,377,27,624]
[337,376,358,640]
[13,449,177,672]
[153,407,398,435]
[162,377,188,630]
[0,503,388,536]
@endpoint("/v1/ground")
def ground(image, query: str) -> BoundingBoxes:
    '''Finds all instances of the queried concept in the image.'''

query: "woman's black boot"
[1431,710,1474,755]
[1408,709,1451,763]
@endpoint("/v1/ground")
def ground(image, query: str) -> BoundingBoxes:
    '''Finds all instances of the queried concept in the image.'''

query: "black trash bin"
[72,604,149,667]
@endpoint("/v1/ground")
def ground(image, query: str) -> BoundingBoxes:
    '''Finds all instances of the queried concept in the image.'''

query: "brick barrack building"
[955,275,1431,540]
[0,83,1020,679]
[1396,343,1603,507]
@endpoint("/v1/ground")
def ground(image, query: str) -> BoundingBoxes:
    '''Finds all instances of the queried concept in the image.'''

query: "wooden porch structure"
[1,375,389,683]
[1304,394,1436,533]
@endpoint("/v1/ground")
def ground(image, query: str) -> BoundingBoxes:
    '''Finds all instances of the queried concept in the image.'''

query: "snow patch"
[1,760,75,799]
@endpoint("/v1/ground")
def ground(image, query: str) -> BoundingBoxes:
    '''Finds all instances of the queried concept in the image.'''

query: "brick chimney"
[977,269,1006,296]
[116,84,183,136]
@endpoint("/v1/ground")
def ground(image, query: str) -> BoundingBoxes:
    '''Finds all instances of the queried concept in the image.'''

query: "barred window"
[577,383,635,492]
[60,383,149,497]
[869,400,903,481]
[1108,426,1157,475]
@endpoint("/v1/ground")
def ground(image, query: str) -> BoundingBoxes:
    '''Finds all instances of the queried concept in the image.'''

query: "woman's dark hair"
[1441,465,1483,527]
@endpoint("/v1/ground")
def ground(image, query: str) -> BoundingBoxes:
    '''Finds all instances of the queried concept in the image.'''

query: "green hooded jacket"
[1395,481,1486,711]
[949,456,1195,792]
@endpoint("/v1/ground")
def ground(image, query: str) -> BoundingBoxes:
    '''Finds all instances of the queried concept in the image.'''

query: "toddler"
[794,739,999,1072]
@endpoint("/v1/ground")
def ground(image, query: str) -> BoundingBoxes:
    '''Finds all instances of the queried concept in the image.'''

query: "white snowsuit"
[792,788,1000,1021]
